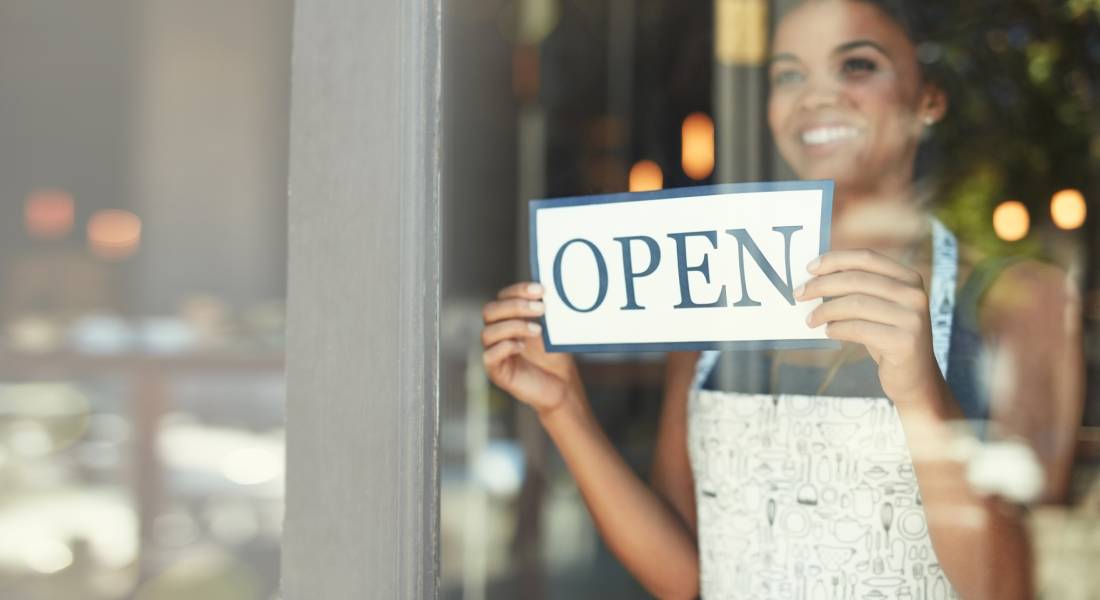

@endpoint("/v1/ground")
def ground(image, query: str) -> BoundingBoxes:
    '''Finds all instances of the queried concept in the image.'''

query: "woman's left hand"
[796,249,943,405]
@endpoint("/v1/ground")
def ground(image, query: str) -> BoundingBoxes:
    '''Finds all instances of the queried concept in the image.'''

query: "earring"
[923,116,935,126]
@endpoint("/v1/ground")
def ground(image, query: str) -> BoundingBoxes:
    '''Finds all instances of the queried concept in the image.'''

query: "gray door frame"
[283,0,441,597]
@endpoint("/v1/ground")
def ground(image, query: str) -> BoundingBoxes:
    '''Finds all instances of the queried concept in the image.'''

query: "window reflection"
[444,0,1100,598]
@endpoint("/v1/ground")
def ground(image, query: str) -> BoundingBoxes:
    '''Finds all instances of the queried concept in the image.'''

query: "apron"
[688,219,960,600]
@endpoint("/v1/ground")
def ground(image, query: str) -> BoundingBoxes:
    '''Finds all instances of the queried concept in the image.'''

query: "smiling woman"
[478,1,1085,599]
[691,3,1082,598]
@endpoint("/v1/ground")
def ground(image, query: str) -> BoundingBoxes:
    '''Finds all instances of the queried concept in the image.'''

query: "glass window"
[0,2,291,599]
[442,1,1100,598]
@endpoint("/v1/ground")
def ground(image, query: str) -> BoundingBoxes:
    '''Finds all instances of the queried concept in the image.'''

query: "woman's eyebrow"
[832,39,892,59]
[766,52,801,68]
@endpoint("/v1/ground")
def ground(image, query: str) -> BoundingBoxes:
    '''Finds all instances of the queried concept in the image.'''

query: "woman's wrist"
[892,370,974,451]
[892,360,953,416]
[537,385,592,431]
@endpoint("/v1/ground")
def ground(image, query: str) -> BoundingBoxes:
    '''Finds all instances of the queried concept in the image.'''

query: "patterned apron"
[688,219,960,600]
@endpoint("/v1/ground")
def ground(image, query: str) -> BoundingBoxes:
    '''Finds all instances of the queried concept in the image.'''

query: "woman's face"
[767,0,942,192]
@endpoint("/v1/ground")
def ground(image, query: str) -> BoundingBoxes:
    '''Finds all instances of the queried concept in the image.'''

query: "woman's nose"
[798,81,842,111]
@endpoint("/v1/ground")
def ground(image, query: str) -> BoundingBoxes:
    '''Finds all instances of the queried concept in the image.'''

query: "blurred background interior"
[1,1,289,599]
[1,0,1099,599]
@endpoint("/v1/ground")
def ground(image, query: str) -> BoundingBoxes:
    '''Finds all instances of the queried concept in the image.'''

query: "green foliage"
[923,0,1099,253]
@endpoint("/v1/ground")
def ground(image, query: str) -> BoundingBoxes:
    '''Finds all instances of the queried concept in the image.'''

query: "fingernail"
[806,257,821,273]
[527,283,544,295]
[794,284,806,298]
[805,312,814,326]
[528,322,541,333]
[528,301,545,314]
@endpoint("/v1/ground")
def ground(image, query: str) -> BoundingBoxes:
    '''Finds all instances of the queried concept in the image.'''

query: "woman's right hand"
[481,282,582,416]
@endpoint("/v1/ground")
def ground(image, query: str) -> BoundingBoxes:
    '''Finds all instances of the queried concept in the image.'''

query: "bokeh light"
[629,160,663,192]
[23,539,73,575]
[0,493,138,574]
[993,200,1029,242]
[681,112,715,180]
[87,209,142,259]
[0,383,92,454]
[1050,188,1086,230]
[221,447,282,486]
[24,189,75,239]
[517,0,560,45]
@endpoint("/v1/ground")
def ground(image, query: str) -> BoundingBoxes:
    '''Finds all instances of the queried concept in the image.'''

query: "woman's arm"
[482,283,700,599]
[649,351,701,536]
[541,387,700,599]
[980,261,1084,503]
[799,251,1083,599]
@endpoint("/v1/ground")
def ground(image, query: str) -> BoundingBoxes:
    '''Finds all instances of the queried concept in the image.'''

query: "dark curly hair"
[856,0,956,89]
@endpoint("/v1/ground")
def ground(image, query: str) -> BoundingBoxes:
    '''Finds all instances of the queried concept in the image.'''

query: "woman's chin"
[792,161,865,187]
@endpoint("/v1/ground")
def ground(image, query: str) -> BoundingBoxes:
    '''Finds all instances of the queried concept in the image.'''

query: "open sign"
[529,181,834,352]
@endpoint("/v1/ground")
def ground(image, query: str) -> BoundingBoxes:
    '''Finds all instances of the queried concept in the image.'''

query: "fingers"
[823,319,899,347]
[497,281,545,300]
[808,249,923,287]
[482,319,542,348]
[485,282,546,324]
[797,270,927,309]
[808,294,921,330]
[483,297,546,324]
[482,339,525,370]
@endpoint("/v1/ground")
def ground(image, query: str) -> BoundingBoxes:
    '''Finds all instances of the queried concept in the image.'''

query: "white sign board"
[529,181,834,352]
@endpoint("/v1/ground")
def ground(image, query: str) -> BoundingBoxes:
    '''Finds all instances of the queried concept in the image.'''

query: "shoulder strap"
[929,218,958,377]
[692,350,721,391]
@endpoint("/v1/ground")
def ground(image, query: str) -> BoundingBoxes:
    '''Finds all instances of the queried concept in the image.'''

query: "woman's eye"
[771,70,804,87]
[841,57,878,76]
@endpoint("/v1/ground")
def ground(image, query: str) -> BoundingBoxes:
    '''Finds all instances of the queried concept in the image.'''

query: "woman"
[480,1,1083,598]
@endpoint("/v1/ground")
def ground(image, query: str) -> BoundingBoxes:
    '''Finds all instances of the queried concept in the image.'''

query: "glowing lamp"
[629,160,663,192]
[993,200,1029,242]
[682,113,715,181]
[1050,188,1086,230]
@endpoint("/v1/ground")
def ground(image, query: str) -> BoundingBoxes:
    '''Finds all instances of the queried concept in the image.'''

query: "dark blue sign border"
[529,180,837,353]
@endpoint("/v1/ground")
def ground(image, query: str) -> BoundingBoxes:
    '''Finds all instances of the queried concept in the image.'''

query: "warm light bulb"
[1050,188,1086,230]
[681,113,715,181]
[993,200,1029,242]
[629,160,663,192]
[88,210,142,260]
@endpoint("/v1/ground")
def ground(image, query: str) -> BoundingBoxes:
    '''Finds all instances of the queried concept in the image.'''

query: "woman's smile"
[799,124,865,158]
[800,125,862,146]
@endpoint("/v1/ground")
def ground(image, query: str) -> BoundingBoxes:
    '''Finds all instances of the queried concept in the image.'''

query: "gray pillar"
[283,0,441,597]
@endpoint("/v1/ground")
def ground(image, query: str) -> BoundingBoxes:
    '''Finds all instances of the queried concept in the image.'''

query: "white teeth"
[801,126,860,145]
